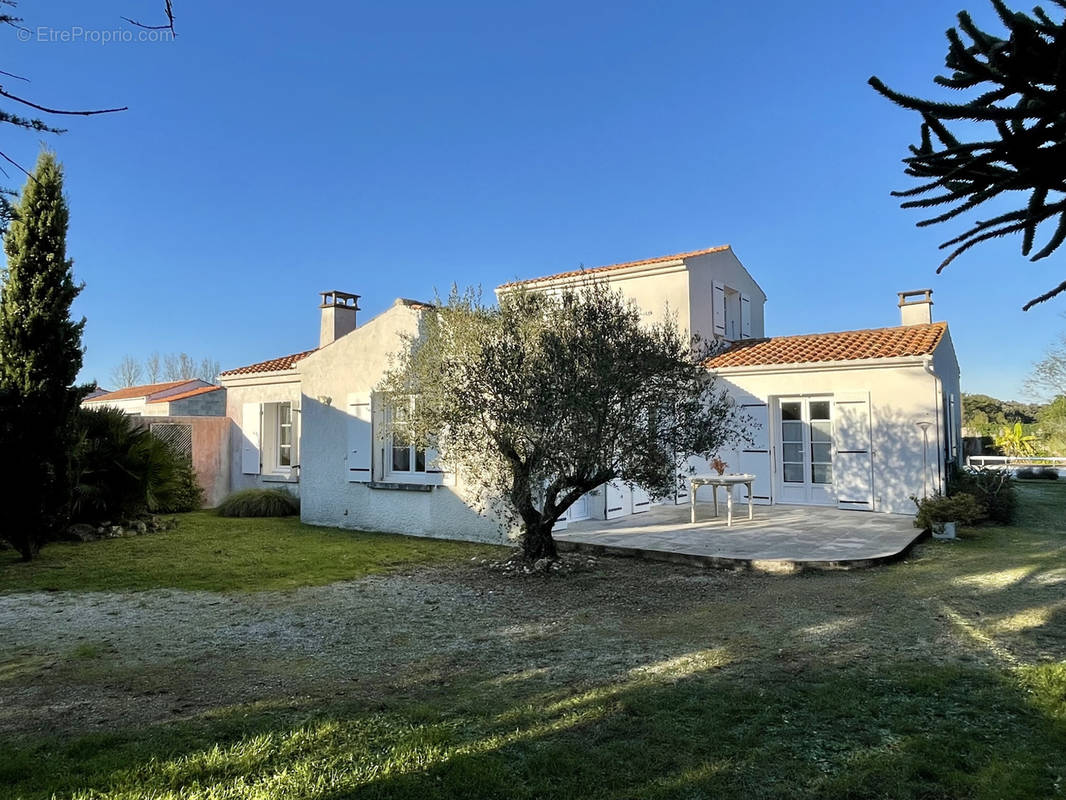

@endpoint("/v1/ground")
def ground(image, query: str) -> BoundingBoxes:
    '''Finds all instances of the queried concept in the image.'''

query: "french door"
[777,397,835,505]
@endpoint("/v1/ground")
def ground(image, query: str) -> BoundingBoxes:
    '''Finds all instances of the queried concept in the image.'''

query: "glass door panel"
[777,397,835,504]
[781,401,805,484]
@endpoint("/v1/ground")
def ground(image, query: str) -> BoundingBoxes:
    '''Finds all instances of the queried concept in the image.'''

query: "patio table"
[689,473,756,527]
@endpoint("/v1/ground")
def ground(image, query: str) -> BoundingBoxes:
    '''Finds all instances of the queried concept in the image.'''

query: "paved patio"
[555,503,924,571]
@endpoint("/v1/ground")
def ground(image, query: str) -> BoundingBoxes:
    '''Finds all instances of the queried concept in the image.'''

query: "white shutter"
[740,294,752,339]
[631,485,651,514]
[346,392,372,482]
[948,394,958,460]
[712,281,726,337]
[605,480,630,519]
[834,392,874,510]
[737,403,772,505]
[241,403,261,475]
[425,440,455,486]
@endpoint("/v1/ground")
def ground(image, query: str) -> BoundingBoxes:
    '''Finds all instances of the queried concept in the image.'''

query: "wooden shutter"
[712,282,726,337]
[947,394,958,460]
[631,485,651,514]
[606,480,630,519]
[346,392,372,482]
[834,392,874,510]
[241,403,261,475]
[740,294,752,339]
[737,403,772,505]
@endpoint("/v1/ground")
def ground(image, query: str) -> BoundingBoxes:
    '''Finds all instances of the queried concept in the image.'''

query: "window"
[260,401,298,477]
[387,401,427,475]
[277,402,293,467]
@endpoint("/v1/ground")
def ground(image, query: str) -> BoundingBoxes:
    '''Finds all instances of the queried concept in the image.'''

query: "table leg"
[712,485,719,518]
[726,488,734,527]
[690,482,696,524]
[747,481,754,521]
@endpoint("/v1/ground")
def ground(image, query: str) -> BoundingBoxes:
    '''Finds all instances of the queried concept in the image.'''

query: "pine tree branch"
[1022,278,1066,309]
[0,88,128,117]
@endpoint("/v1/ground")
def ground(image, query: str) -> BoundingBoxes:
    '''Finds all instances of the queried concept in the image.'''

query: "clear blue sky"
[5,0,1061,399]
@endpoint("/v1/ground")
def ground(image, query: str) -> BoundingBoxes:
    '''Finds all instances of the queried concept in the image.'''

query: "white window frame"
[383,398,432,483]
[261,400,298,480]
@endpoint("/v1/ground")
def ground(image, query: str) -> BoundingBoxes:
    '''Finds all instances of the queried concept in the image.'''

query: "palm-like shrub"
[72,407,203,521]
[216,488,300,518]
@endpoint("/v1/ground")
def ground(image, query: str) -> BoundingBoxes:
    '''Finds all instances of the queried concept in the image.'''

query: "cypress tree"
[0,151,89,560]
[870,0,1066,310]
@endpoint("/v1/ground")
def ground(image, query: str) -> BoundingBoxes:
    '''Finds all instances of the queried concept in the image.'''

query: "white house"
[82,379,225,417]
[217,245,962,542]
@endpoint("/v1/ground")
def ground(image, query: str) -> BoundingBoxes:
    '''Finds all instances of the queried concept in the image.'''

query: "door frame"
[771,395,837,506]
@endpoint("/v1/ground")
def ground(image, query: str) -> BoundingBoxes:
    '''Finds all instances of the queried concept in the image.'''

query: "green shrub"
[72,407,203,522]
[948,467,1017,524]
[913,492,985,531]
[216,488,299,518]
[1016,467,1037,479]
[155,460,204,513]
[1035,467,1060,480]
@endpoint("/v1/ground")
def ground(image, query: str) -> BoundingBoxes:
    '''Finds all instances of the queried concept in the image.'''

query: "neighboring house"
[81,379,230,508]
[218,245,962,542]
[81,379,225,417]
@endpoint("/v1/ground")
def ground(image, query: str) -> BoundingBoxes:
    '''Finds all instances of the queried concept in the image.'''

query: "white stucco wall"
[83,396,152,415]
[222,373,303,495]
[931,328,963,470]
[296,301,507,545]
[685,248,767,342]
[713,359,945,515]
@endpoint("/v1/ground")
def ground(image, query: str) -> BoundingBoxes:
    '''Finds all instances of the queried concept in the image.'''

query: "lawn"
[0,512,503,592]
[1,483,1065,799]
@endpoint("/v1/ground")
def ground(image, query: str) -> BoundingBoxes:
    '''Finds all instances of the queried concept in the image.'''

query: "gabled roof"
[706,322,947,369]
[146,384,223,403]
[498,245,732,289]
[84,379,193,403]
[219,348,317,377]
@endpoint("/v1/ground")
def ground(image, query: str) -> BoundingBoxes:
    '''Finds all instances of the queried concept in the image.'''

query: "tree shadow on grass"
[4,655,1066,800]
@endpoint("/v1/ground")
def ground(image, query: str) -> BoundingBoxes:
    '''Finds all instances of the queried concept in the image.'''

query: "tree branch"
[0,87,127,117]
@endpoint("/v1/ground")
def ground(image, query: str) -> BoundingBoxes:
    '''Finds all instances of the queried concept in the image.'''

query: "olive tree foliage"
[870,1,1066,310]
[381,282,748,561]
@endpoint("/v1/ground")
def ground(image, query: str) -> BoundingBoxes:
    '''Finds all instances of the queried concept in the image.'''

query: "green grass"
[0,512,503,593]
[1,483,1065,799]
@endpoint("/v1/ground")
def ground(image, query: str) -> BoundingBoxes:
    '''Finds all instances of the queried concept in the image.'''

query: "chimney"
[320,290,360,347]
[898,289,933,326]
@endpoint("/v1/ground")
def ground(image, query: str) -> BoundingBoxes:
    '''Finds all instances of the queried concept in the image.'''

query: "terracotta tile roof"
[706,322,947,369]
[84,380,191,403]
[146,385,223,404]
[499,245,732,288]
[219,348,316,377]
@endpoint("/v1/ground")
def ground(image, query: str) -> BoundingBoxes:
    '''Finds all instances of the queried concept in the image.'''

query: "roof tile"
[219,348,316,377]
[146,385,223,403]
[706,323,947,368]
[84,380,192,403]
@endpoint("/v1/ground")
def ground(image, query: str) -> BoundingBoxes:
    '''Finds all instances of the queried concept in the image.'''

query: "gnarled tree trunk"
[520,520,559,561]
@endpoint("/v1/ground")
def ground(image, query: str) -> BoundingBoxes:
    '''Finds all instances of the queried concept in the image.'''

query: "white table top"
[690,473,755,485]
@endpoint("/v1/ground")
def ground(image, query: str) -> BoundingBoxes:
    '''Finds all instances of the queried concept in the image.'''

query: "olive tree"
[382,282,747,561]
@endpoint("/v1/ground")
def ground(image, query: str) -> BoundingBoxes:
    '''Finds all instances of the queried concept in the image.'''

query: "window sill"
[368,481,434,492]
[262,473,299,484]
